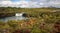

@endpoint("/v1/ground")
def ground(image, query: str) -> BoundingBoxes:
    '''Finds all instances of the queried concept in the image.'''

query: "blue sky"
[11,0,20,2]
[0,0,60,8]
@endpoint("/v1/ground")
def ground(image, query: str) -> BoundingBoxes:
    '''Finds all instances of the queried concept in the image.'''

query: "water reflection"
[0,12,28,22]
[0,16,26,22]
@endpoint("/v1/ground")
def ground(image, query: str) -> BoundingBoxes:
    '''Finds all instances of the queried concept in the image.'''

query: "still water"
[0,16,26,22]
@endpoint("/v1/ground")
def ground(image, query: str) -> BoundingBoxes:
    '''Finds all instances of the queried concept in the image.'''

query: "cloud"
[0,0,60,8]
[30,0,60,8]
[0,1,30,8]
[0,0,10,1]
[49,0,60,7]
[0,1,12,7]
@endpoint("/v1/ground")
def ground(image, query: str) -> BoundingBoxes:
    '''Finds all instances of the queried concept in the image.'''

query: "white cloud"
[0,0,9,1]
[19,1,30,8]
[0,1,30,8]
[30,0,60,8]
[49,0,60,7]
[0,0,60,8]
[0,1,12,7]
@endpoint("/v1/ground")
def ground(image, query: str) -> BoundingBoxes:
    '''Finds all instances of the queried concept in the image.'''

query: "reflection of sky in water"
[0,16,26,22]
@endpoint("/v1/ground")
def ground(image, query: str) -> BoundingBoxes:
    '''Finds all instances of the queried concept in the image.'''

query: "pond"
[0,16,26,22]
[0,13,28,22]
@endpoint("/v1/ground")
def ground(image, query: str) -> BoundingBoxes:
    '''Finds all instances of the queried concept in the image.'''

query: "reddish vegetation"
[12,18,35,33]
[13,29,22,33]
[52,22,60,33]
[13,29,30,33]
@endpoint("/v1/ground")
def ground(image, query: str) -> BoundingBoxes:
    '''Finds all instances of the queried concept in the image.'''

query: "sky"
[0,0,60,8]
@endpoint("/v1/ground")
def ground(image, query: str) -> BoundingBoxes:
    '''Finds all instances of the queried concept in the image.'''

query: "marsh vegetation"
[0,7,60,33]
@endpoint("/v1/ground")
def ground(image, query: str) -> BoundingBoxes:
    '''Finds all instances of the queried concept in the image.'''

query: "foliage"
[0,7,60,33]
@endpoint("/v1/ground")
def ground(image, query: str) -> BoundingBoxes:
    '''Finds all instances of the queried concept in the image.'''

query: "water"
[0,16,26,22]
[0,12,28,22]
